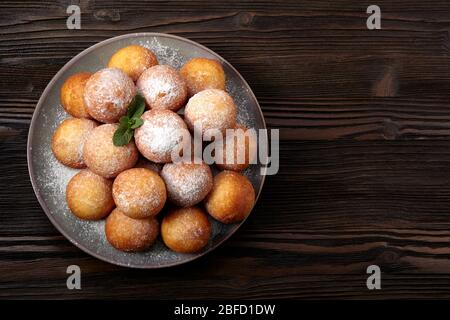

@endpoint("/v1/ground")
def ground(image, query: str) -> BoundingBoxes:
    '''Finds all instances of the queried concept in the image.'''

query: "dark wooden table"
[2,0,450,299]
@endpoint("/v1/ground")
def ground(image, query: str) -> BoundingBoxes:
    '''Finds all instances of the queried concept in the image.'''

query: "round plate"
[27,33,266,268]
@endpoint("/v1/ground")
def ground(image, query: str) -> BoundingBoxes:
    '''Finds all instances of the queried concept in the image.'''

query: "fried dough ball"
[161,206,211,253]
[83,124,138,178]
[60,72,92,118]
[137,65,187,111]
[215,124,257,171]
[180,58,226,96]
[66,169,114,220]
[184,89,236,136]
[84,68,136,123]
[112,168,167,219]
[105,208,159,252]
[134,109,191,163]
[108,45,158,82]
[205,171,255,224]
[161,161,213,207]
[51,118,97,168]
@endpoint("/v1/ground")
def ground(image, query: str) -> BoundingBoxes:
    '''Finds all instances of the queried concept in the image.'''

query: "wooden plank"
[2,0,450,299]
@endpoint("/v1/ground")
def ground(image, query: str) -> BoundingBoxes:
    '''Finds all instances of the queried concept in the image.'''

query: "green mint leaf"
[126,96,139,117]
[113,126,133,146]
[130,118,144,129]
[113,94,145,146]
[123,128,133,144]
[119,115,130,127]
[127,94,146,119]
[131,99,145,119]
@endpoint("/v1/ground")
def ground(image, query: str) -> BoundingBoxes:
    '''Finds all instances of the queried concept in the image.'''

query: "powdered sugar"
[83,124,138,178]
[137,65,187,111]
[134,110,190,163]
[36,108,78,214]
[114,184,160,212]
[84,68,136,123]
[139,38,185,69]
[227,83,253,128]
[112,168,166,217]
[161,162,213,207]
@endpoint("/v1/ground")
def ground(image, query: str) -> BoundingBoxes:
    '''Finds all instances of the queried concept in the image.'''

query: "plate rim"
[27,32,267,269]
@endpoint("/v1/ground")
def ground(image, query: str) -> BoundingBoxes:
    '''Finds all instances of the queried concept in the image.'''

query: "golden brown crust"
[51,118,98,168]
[180,58,226,96]
[105,208,159,252]
[108,45,158,82]
[66,169,114,220]
[205,171,255,224]
[60,72,92,118]
[112,168,167,219]
[184,89,236,136]
[161,206,211,253]
[215,124,257,171]
[83,124,139,178]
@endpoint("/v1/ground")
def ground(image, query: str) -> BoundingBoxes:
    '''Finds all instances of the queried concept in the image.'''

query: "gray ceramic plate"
[27,33,266,268]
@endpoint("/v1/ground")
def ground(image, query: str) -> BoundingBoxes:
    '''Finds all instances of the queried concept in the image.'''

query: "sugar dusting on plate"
[36,107,77,213]
[139,38,185,69]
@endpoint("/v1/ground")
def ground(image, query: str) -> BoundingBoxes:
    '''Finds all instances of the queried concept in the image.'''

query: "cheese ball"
[66,169,114,220]
[112,168,167,219]
[161,206,211,253]
[161,161,213,207]
[60,72,92,118]
[108,45,158,82]
[137,65,187,111]
[180,58,226,96]
[205,171,255,224]
[51,118,97,168]
[184,89,237,136]
[215,124,257,171]
[83,124,138,178]
[134,109,191,163]
[84,68,136,123]
[105,208,159,252]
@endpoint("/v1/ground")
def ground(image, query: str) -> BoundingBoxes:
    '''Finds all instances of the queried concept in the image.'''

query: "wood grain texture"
[2,0,450,299]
